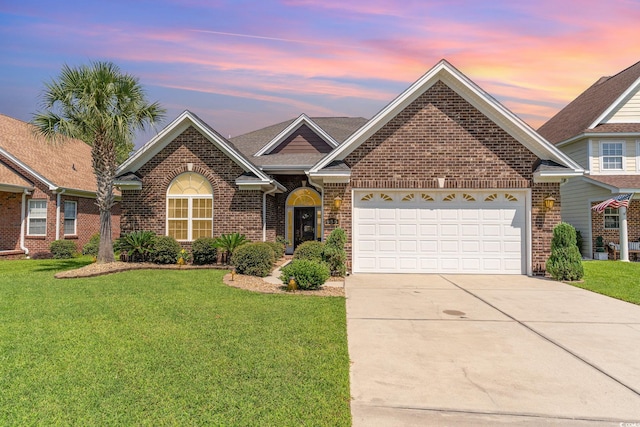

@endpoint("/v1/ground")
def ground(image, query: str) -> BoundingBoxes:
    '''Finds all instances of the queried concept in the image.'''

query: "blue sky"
[1,0,639,146]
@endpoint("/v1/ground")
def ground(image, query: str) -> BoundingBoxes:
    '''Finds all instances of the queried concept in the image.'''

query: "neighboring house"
[116,60,583,275]
[0,114,121,258]
[538,60,640,258]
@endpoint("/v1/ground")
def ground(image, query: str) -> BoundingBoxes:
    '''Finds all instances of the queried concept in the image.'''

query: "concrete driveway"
[346,274,640,426]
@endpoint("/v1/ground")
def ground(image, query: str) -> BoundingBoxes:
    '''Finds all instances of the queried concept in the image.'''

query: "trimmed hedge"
[293,241,324,262]
[266,241,285,260]
[232,242,275,277]
[153,235,182,264]
[192,237,218,265]
[280,259,330,290]
[50,240,77,259]
[324,228,347,276]
[546,222,584,281]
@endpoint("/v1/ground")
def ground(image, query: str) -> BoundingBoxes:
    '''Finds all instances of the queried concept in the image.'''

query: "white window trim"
[166,195,214,241]
[604,207,620,230]
[63,200,77,236]
[27,199,47,236]
[599,140,625,172]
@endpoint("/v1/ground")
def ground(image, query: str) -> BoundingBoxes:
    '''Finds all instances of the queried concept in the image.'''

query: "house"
[115,60,583,275]
[538,60,640,258]
[0,114,121,258]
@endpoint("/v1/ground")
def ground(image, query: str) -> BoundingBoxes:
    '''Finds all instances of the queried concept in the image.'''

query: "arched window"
[166,172,213,241]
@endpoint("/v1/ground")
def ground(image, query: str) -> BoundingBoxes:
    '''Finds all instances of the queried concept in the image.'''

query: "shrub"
[293,241,324,262]
[214,232,249,264]
[82,233,100,256]
[192,237,218,265]
[231,242,275,277]
[119,230,156,262]
[324,228,347,276]
[546,222,584,281]
[266,241,285,260]
[152,235,181,264]
[280,259,330,290]
[50,240,77,259]
[575,229,584,256]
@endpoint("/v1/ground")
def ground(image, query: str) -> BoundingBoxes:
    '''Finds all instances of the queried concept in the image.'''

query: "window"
[64,201,77,235]
[601,142,623,170]
[27,200,47,236]
[167,172,213,241]
[604,207,619,229]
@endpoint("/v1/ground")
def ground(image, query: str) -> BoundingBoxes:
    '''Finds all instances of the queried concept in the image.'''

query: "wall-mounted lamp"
[544,196,556,211]
[333,196,342,211]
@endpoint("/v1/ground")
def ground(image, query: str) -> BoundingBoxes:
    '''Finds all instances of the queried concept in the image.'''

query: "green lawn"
[570,261,640,305]
[0,258,351,426]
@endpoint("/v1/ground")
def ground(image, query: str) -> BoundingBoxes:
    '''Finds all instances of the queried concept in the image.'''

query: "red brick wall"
[121,126,264,244]
[0,192,22,251]
[326,80,559,274]
[591,200,640,250]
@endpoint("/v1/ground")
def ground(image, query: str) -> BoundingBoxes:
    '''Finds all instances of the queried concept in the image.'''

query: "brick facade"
[591,200,640,253]
[120,126,266,245]
[323,81,559,274]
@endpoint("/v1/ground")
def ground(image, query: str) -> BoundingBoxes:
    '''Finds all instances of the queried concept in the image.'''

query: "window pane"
[193,198,212,219]
[168,220,188,240]
[603,157,622,170]
[29,200,47,217]
[192,220,212,239]
[168,198,188,219]
[603,143,622,156]
[64,218,75,235]
[29,218,46,235]
[64,201,77,218]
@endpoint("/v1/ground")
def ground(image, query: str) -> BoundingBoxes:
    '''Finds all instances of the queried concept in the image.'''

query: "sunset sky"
[1,0,639,146]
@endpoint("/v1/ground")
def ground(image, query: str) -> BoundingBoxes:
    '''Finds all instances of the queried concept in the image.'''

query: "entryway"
[285,186,322,254]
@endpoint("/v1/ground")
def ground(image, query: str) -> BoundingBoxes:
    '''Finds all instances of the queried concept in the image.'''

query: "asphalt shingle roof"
[538,61,640,144]
[0,114,99,193]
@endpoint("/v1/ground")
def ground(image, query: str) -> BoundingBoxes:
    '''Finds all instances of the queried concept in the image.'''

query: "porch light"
[333,196,342,211]
[544,196,556,210]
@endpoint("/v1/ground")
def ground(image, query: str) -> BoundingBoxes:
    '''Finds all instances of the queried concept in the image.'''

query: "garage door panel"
[354,190,526,274]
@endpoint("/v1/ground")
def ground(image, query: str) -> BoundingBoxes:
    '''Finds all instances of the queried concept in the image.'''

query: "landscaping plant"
[214,232,249,264]
[191,237,218,265]
[293,240,325,262]
[265,241,285,260]
[546,222,584,281]
[152,235,182,264]
[323,228,347,276]
[50,240,77,259]
[82,233,100,257]
[280,259,330,290]
[231,242,275,277]
[119,230,156,262]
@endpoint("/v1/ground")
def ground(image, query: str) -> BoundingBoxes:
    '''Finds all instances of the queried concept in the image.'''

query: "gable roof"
[0,114,100,195]
[117,110,285,191]
[254,114,339,156]
[538,60,640,145]
[310,59,583,178]
[0,160,33,192]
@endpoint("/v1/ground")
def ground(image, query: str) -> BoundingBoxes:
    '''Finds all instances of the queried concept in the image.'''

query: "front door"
[294,207,316,249]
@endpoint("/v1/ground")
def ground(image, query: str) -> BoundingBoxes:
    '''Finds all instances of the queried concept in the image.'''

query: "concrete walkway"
[346,274,640,426]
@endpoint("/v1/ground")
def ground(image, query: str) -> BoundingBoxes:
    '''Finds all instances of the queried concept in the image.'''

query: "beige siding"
[559,139,588,169]
[590,138,639,174]
[560,177,611,257]
[607,87,640,123]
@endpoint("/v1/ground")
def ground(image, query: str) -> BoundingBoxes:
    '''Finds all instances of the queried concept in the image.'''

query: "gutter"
[55,188,65,240]
[262,183,279,242]
[20,189,31,257]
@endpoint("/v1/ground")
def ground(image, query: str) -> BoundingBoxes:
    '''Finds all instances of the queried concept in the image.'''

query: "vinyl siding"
[590,138,639,174]
[607,87,640,123]
[560,139,588,169]
[560,177,611,257]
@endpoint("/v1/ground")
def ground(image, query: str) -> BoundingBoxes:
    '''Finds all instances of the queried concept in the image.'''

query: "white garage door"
[353,190,527,274]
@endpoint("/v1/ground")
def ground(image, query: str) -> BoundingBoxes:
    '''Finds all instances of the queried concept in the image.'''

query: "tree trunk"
[93,133,116,263]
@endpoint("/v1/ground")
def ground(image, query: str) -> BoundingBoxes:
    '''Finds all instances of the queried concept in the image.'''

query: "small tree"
[324,228,347,276]
[546,222,584,281]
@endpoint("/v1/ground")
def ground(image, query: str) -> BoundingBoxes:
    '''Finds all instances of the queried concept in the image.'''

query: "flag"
[592,193,633,213]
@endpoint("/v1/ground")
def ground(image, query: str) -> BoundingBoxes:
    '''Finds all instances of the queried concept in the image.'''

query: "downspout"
[262,184,278,242]
[55,189,65,240]
[305,173,323,192]
[20,189,31,256]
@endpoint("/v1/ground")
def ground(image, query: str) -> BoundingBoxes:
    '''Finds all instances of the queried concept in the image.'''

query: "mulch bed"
[54,260,345,297]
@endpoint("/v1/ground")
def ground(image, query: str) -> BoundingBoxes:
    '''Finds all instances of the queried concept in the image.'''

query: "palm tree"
[33,61,164,263]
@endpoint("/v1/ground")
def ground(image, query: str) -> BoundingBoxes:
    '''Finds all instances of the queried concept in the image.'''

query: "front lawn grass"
[570,261,640,305]
[0,258,350,426]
